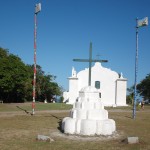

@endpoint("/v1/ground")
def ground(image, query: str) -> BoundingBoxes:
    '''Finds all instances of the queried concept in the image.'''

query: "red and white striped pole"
[32,3,41,115]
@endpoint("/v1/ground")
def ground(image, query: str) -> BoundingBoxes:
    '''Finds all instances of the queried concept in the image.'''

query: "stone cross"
[73,42,108,86]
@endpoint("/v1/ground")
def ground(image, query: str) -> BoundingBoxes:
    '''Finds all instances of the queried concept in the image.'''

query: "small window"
[95,81,100,89]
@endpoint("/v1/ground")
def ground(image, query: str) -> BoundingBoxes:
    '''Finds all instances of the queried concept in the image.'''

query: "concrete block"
[127,137,139,144]
[37,135,54,143]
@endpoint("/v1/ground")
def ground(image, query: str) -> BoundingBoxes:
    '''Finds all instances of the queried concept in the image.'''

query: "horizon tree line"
[0,47,62,103]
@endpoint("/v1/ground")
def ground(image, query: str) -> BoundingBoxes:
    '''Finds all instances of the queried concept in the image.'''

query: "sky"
[0,0,150,91]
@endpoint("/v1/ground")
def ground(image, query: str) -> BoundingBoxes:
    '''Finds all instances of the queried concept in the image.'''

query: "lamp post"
[32,3,41,115]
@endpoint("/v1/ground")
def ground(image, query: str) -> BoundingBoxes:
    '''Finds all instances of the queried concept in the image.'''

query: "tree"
[137,74,150,100]
[127,74,150,105]
[126,86,134,104]
[36,73,62,102]
[0,52,30,102]
[29,65,62,102]
[0,47,9,58]
[0,47,62,103]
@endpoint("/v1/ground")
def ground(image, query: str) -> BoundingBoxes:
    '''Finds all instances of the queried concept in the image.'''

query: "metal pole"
[32,13,37,115]
[32,3,41,115]
[133,18,138,119]
[89,42,92,86]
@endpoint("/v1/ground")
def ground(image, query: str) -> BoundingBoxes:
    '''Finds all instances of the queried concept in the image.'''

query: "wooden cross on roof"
[73,42,108,86]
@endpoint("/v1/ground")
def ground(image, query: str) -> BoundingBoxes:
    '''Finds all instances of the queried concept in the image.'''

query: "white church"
[63,62,127,106]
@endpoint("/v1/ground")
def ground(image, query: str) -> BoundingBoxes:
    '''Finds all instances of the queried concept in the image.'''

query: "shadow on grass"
[58,119,63,133]
[16,106,33,115]
[124,115,133,119]
[45,114,64,133]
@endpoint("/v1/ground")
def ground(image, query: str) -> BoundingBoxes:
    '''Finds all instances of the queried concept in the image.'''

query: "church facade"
[63,62,127,106]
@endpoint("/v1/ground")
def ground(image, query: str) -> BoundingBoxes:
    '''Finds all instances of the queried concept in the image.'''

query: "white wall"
[116,79,127,106]
[77,63,119,106]
[63,62,127,106]
[67,77,78,104]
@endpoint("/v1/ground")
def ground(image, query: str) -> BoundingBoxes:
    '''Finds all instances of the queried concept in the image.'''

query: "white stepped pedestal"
[62,86,116,136]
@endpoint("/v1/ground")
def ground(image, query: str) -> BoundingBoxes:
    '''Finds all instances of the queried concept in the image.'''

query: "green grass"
[106,105,150,111]
[0,102,149,112]
[0,103,150,150]
[0,103,72,112]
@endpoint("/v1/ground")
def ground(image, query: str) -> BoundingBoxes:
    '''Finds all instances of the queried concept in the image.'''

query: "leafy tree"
[23,65,33,101]
[126,86,134,104]
[29,65,62,102]
[0,52,30,102]
[0,47,9,58]
[0,47,62,103]
[127,74,150,105]
[26,64,63,102]
[137,74,150,100]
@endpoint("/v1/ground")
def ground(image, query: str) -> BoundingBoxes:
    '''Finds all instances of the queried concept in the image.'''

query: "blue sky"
[0,0,150,91]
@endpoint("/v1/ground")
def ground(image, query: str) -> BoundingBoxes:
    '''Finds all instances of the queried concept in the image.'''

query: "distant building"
[63,62,127,106]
